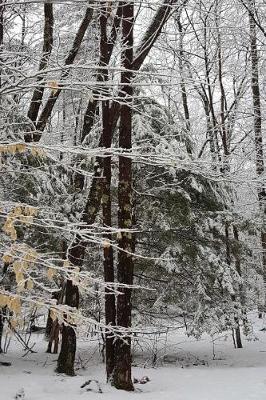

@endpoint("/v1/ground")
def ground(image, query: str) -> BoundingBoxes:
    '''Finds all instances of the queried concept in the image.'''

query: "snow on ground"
[1,313,266,400]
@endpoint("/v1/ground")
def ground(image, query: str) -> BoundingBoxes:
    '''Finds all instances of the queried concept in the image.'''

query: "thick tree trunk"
[56,280,79,376]
[0,0,4,92]
[99,6,116,381]
[27,2,54,124]
[103,154,116,380]
[112,1,134,392]
[0,1,3,47]
[56,324,76,375]
[81,2,123,143]
[55,0,177,379]
[249,2,266,314]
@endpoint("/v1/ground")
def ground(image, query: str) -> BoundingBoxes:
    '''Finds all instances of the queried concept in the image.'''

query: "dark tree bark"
[25,6,95,372]
[233,225,249,332]
[0,0,4,92]
[56,0,180,379]
[248,1,266,314]
[0,0,3,47]
[102,122,116,380]
[81,2,123,143]
[215,8,243,347]
[27,2,54,124]
[47,319,60,354]
[56,279,79,376]
[74,0,180,207]
[0,311,3,353]
[239,0,266,38]
[132,0,178,70]
[177,8,192,155]
[45,289,61,340]
[99,5,116,381]
[225,225,243,349]
[112,1,134,391]
[81,0,179,145]
[24,6,94,142]
[45,309,53,340]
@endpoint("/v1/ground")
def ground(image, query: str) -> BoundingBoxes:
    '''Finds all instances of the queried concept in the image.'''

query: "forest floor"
[1,312,266,400]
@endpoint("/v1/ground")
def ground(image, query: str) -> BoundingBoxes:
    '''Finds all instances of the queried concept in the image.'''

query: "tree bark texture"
[99,5,116,381]
[27,2,54,125]
[112,1,134,391]
[249,2,266,313]
[56,280,79,376]
[25,6,94,142]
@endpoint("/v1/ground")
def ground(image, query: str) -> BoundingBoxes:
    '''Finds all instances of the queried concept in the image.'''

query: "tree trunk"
[99,5,116,381]
[248,1,266,314]
[225,224,243,348]
[234,321,243,349]
[103,152,116,380]
[112,1,134,391]
[27,2,54,124]
[45,309,53,340]
[56,0,177,380]
[0,311,3,353]
[25,6,94,141]
[56,280,79,376]
[56,324,76,375]
[0,0,4,94]
[177,11,192,155]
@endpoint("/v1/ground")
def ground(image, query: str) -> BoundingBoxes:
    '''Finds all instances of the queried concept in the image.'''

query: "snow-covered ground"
[2,313,266,400]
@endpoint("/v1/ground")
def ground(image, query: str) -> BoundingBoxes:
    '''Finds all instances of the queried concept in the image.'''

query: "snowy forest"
[0,0,265,398]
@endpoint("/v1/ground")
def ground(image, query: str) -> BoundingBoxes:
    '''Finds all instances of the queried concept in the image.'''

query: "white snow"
[1,313,266,400]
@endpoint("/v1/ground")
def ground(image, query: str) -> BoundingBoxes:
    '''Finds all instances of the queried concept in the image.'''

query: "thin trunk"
[225,225,243,348]
[0,311,3,353]
[233,225,249,332]
[202,11,221,167]
[177,14,192,155]
[0,2,4,353]
[216,10,243,346]
[202,97,217,166]
[112,1,134,391]
[216,6,229,166]
[45,310,53,340]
